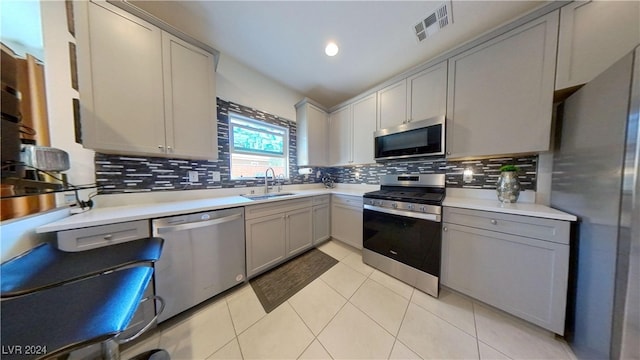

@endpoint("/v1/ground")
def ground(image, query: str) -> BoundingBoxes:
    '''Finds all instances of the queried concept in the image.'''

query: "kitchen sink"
[241,192,296,200]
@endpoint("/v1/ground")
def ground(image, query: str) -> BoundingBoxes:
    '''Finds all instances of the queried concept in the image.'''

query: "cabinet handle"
[491,219,497,225]
[158,145,164,152]
[167,146,173,153]
[446,151,451,155]
[443,227,447,232]
[104,234,113,240]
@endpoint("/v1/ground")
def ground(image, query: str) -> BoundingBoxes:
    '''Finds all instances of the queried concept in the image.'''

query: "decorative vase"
[496,171,520,203]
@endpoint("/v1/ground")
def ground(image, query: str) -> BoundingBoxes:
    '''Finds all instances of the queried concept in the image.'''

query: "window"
[229,113,289,179]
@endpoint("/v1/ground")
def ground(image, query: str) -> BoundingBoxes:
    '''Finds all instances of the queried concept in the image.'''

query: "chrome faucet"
[277,174,285,192]
[264,167,275,194]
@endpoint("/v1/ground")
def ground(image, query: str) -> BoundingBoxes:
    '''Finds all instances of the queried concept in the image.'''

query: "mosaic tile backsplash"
[95,98,537,194]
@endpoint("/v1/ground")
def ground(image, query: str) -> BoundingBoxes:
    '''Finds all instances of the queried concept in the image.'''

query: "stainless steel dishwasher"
[152,207,245,322]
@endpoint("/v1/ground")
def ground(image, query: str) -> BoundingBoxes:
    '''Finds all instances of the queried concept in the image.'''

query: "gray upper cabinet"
[296,100,329,166]
[446,11,558,159]
[556,1,640,90]
[328,93,377,166]
[406,61,447,123]
[328,105,351,166]
[351,93,377,165]
[377,61,447,131]
[377,79,407,130]
[77,0,165,156]
[76,0,217,160]
[162,32,217,159]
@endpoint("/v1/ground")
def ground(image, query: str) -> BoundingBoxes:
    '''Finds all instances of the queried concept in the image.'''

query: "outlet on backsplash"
[210,171,221,182]
[188,171,199,183]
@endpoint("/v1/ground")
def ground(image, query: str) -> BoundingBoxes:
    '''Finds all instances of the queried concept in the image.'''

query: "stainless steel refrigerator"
[551,47,639,359]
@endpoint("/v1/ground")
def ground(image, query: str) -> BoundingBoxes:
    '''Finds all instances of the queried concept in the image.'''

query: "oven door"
[363,207,441,277]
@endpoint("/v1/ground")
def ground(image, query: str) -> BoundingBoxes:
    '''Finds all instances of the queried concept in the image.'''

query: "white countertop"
[36,187,371,233]
[37,184,576,233]
[443,196,577,221]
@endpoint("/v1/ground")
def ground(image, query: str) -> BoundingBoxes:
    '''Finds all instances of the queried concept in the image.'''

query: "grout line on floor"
[408,291,478,339]
[313,277,351,337]
[385,289,415,359]
[478,339,513,360]
[472,301,482,359]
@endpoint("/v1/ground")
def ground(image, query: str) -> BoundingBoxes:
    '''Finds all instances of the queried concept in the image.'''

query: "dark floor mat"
[250,248,338,313]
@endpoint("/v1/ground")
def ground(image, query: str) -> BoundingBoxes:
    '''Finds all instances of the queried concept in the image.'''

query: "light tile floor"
[122,240,577,360]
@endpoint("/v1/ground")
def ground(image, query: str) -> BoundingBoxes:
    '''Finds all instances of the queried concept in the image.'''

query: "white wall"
[0,208,69,262]
[216,54,303,121]
[128,0,303,121]
[41,1,95,202]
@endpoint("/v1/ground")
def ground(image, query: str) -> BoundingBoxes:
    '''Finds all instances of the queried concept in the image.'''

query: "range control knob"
[420,206,427,212]
[391,203,398,209]
[407,204,414,210]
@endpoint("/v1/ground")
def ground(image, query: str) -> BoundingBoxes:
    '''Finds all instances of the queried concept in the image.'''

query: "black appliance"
[374,115,445,161]
[362,174,445,297]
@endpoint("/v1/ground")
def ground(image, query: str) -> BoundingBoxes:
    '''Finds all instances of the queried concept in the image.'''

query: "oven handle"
[364,204,441,222]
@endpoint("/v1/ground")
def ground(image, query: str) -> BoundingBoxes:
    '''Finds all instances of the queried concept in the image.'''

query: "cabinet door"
[329,105,352,166]
[446,11,558,159]
[286,207,313,257]
[77,1,165,155]
[407,61,447,122]
[313,204,330,245]
[246,213,286,277]
[377,79,407,130]
[556,1,640,89]
[351,93,377,164]
[331,204,363,249]
[442,223,569,334]
[297,103,328,166]
[162,32,218,159]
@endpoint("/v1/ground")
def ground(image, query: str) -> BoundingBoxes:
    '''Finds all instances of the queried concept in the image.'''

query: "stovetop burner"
[364,174,446,206]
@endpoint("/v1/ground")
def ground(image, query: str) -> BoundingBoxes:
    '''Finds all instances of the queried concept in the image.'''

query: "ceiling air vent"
[414,1,453,42]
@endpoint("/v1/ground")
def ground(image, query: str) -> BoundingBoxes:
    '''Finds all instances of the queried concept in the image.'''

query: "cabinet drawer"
[331,194,363,208]
[57,220,150,251]
[245,198,312,220]
[312,195,330,206]
[443,207,570,244]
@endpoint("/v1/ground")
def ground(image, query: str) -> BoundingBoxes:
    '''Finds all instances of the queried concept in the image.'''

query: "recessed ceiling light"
[325,42,339,57]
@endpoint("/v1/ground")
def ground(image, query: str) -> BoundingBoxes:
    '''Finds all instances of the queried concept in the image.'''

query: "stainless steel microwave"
[374,115,445,161]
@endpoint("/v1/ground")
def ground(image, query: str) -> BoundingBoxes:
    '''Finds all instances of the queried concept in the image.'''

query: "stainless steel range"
[362,174,445,297]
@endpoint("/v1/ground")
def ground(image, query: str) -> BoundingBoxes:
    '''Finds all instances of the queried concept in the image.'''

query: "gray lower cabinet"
[245,198,313,278]
[246,213,287,277]
[442,207,570,334]
[312,195,331,245]
[285,207,313,257]
[331,195,363,249]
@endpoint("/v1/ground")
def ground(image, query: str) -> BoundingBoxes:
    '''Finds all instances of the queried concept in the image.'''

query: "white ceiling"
[133,1,545,108]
